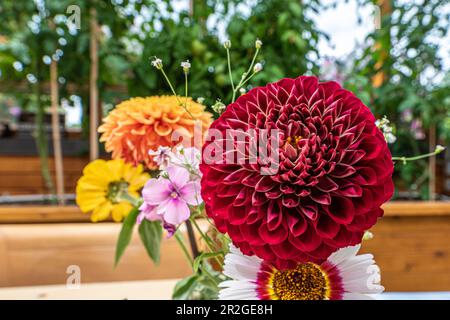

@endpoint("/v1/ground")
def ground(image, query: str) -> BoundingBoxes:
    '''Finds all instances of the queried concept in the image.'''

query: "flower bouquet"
[76,39,445,300]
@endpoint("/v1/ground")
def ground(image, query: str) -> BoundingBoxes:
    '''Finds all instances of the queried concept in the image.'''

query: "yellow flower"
[76,159,149,222]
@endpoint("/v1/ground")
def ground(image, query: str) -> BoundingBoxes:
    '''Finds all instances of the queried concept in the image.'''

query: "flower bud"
[212,100,226,114]
[239,88,246,95]
[223,39,231,49]
[255,39,262,49]
[181,60,191,73]
[196,97,205,104]
[363,230,374,241]
[436,145,446,154]
[253,62,263,73]
[151,57,163,70]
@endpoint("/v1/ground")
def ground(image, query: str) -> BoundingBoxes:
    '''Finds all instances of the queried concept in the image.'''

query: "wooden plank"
[0,223,192,287]
[361,214,450,291]
[0,156,87,195]
[0,214,448,290]
[0,174,80,188]
[381,201,450,216]
[0,156,88,173]
[1,202,450,224]
[0,206,90,223]
[0,279,178,300]
[0,212,449,290]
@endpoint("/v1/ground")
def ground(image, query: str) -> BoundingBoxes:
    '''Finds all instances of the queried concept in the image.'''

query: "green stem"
[174,231,194,269]
[184,71,189,110]
[185,220,200,258]
[392,148,445,164]
[232,47,260,103]
[235,71,257,93]
[159,67,194,119]
[226,48,235,95]
[201,265,220,285]
[191,218,216,252]
[242,47,260,85]
[191,217,223,267]
[118,192,142,208]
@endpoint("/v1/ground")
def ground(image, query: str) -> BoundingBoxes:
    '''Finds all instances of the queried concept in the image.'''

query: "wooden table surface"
[0,280,449,300]
[0,279,178,300]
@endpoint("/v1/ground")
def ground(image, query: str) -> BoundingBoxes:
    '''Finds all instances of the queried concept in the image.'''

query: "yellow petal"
[77,196,106,213]
[106,159,124,181]
[111,202,133,222]
[77,176,108,192]
[128,172,150,190]
[91,201,113,222]
[84,159,113,183]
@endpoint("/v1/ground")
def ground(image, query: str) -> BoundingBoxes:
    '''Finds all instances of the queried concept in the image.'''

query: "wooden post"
[89,7,99,161]
[50,58,65,205]
[189,0,194,16]
[372,0,392,88]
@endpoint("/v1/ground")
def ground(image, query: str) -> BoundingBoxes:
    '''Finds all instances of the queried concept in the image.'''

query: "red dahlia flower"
[200,75,394,269]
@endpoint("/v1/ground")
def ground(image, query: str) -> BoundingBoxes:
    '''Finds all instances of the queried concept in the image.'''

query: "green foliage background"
[0,0,449,199]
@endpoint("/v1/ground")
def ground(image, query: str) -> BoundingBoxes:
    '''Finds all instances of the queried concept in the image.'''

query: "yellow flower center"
[269,263,330,300]
[107,180,130,204]
[170,191,178,199]
[286,135,302,146]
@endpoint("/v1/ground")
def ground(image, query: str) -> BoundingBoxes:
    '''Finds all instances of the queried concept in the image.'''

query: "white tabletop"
[0,280,448,300]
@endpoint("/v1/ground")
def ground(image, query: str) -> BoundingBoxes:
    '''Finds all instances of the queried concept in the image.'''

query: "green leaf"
[172,274,199,300]
[193,252,223,273]
[114,207,139,268]
[172,271,220,300]
[138,219,163,264]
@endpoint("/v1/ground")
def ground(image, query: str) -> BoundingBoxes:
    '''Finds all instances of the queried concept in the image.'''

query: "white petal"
[222,245,261,281]
[327,244,361,266]
[326,245,385,299]
[218,244,261,300]
[218,280,257,290]
[219,288,258,300]
[342,292,376,300]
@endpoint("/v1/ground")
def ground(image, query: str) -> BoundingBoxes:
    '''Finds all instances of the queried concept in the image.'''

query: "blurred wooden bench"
[0,156,88,195]
[0,221,192,287]
[0,202,449,291]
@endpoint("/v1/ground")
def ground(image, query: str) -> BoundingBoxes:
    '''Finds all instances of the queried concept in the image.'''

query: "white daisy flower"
[219,244,384,300]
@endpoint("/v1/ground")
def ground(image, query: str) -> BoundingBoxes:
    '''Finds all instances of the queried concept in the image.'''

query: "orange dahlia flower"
[98,96,212,169]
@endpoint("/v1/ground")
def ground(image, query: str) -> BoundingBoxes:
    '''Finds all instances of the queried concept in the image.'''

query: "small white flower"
[376,116,396,144]
[253,63,263,73]
[385,133,397,144]
[219,244,384,300]
[196,97,205,104]
[148,146,171,169]
[170,146,202,179]
[151,57,163,69]
[223,39,231,49]
[181,60,191,73]
[255,39,262,49]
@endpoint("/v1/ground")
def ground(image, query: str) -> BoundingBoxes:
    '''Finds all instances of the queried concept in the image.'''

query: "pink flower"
[137,202,159,224]
[137,202,177,237]
[142,166,202,225]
